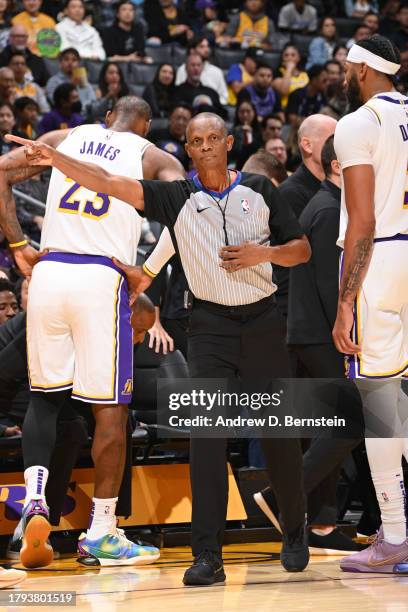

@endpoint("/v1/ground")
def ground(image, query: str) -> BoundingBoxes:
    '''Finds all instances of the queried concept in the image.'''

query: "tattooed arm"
[0,129,70,276]
[332,165,375,354]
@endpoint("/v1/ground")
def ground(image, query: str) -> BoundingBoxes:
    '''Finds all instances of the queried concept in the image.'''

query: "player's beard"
[346,73,363,111]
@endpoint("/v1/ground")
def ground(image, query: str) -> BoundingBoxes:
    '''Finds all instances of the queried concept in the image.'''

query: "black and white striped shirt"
[141,172,302,306]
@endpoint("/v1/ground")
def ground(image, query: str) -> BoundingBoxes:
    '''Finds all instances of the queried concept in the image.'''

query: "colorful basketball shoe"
[77,528,160,567]
[20,500,53,569]
[340,530,408,573]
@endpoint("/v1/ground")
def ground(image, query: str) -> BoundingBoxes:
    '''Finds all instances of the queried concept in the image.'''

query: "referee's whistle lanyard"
[207,171,232,246]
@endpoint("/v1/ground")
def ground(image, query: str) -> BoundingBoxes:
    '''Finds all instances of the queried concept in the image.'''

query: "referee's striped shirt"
[141,172,303,306]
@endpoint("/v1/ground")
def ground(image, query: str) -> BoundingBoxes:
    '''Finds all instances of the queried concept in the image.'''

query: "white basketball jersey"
[40,124,152,264]
[335,91,408,246]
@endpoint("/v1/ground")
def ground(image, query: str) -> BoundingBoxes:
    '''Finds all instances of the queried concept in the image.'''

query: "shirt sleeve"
[259,177,304,243]
[334,107,380,170]
[286,88,300,116]
[278,6,290,29]
[140,179,187,227]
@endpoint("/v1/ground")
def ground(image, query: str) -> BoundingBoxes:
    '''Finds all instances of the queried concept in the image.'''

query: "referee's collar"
[193,171,242,199]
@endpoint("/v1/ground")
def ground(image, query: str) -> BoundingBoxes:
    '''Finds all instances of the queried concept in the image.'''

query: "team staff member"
[10,113,311,586]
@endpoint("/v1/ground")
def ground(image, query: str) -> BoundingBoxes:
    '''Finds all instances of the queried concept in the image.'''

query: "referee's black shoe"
[280,523,309,572]
[183,550,226,586]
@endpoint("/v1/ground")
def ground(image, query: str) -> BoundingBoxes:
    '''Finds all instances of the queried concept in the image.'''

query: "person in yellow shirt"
[272,43,309,109]
[12,0,55,56]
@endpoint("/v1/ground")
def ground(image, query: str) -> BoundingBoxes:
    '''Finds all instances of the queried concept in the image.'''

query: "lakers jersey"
[334,91,408,246]
[40,124,152,264]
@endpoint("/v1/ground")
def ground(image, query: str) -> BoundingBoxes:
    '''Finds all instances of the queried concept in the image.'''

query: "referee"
[9,114,311,586]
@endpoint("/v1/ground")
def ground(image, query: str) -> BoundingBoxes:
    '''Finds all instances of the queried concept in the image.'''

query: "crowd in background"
[0,0,407,439]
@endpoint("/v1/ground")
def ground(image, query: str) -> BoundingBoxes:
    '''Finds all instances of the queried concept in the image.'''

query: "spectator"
[173,51,226,118]
[242,149,288,186]
[379,0,402,37]
[38,82,83,134]
[12,0,56,56]
[0,279,19,325]
[230,99,263,167]
[346,24,371,49]
[0,101,25,154]
[226,46,263,106]
[237,61,283,121]
[278,0,318,34]
[56,0,106,61]
[175,35,228,105]
[148,103,192,170]
[273,43,309,109]
[363,11,380,34]
[344,0,378,18]
[14,95,39,138]
[306,17,338,69]
[223,0,278,49]
[101,0,150,63]
[265,136,288,167]
[45,47,96,113]
[261,113,283,141]
[0,0,12,52]
[0,25,49,86]
[142,63,175,118]
[286,64,328,127]
[8,50,49,112]
[333,44,348,64]
[390,4,408,51]
[144,0,193,46]
[324,59,343,85]
[190,0,228,43]
[88,61,129,122]
[320,80,348,120]
[0,65,14,103]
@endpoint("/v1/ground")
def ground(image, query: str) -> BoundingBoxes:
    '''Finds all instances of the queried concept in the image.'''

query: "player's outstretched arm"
[5,134,145,211]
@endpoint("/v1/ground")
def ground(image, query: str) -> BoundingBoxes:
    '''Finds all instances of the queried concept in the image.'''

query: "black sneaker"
[183,550,226,586]
[280,523,309,572]
[308,528,368,556]
[253,487,282,534]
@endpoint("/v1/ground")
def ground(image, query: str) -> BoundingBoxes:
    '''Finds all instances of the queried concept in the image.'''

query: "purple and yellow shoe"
[340,530,408,573]
[77,528,160,567]
[20,499,53,569]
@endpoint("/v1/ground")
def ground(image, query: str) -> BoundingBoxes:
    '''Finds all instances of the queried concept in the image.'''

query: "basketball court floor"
[2,542,408,611]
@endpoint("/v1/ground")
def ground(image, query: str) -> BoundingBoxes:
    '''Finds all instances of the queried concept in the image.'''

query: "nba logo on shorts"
[122,379,133,395]
[381,491,389,503]
[241,198,250,214]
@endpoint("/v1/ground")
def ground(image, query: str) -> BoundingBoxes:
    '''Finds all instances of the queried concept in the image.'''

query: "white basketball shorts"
[27,252,133,403]
[345,235,408,379]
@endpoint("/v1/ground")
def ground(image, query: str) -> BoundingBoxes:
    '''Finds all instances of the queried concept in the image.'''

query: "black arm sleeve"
[259,177,303,244]
[140,179,189,227]
[310,207,340,330]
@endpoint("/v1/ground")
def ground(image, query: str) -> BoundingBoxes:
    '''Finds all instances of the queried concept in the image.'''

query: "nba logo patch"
[381,491,389,503]
[241,198,250,214]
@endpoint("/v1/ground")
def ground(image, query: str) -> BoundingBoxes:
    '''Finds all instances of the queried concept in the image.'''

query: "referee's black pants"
[188,296,305,557]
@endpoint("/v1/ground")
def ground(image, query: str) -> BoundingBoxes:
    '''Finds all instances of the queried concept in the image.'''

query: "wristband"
[142,263,157,279]
[9,240,28,249]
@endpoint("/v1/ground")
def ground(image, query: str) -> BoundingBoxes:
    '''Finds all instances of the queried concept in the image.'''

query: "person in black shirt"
[101,0,148,63]
[144,0,193,46]
[21,112,312,586]
[286,64,329,127]
[0,25,49,87]
[142,63,176,119]
[390,4,408,52]
[149,103,192,170]
[174,52,227,119]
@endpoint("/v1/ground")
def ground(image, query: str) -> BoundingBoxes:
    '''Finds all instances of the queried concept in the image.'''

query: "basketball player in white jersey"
[0,96,184,568]
[331,35,408,572]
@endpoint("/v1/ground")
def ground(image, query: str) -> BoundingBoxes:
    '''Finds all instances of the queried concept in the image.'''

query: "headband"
[347,44,400,75]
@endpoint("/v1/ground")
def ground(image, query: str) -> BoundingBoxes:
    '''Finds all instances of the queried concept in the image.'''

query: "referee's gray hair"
[186,112,228,140]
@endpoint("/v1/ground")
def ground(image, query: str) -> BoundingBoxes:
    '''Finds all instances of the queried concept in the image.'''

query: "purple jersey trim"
[40,252,126,277]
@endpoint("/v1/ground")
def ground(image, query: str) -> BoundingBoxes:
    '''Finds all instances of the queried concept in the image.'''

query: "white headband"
[347,44,400,75]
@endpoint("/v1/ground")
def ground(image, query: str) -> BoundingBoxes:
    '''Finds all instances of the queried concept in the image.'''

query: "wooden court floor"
[2,542,408,612]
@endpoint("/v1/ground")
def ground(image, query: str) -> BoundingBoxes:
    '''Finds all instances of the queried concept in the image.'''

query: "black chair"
[264,51,281,70]
[334,17,362,38]
[291,34,314,58]
[43,57,59,76]
[129,63,158,85]
[84,59,104,84]
[129,83,145,97]
[145,44,174,65]
[214,48,245,70]
[172,44,187,67]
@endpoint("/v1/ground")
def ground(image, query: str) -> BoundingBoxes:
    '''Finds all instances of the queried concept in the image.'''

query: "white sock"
[371,468,406,545]
[86,497,117,540]
[24,466,48,504]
